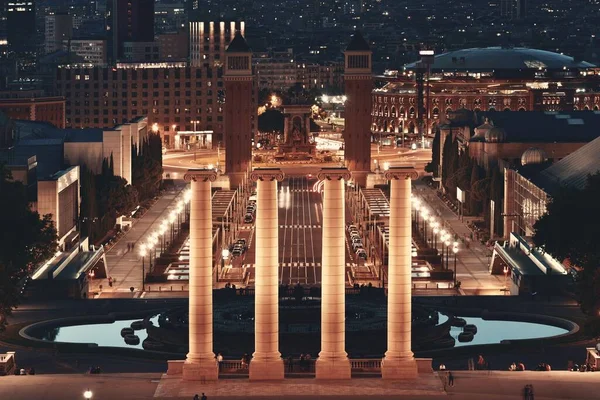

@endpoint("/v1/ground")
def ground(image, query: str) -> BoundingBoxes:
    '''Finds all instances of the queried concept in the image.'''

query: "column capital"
[184,169,218,183]
[250,168,284,182]
[384,166,419,181]
[317,167,351,181]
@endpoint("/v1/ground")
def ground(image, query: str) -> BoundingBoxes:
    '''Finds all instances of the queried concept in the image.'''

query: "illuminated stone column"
[316,168,351,380]
[382,166,419,379]
[250,168,285,380]
[183,169,219,381]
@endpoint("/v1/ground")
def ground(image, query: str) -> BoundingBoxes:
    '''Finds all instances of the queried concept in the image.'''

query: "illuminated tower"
[224,31,253,189]
[343,31,372,187]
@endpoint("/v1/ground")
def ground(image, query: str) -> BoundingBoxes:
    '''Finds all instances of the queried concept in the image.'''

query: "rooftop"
[405,47,595,71]
[346,31,371,52]
[226,31,251,53]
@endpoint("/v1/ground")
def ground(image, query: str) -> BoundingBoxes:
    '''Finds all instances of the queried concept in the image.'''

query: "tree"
[132,133,163,202]
[468,163,484,215]
[425,128,441,176]
[441,133,453,190]
[258,109,284,133]
[489,168,503,237]
[533,173,600,314]
[0,165,57,330]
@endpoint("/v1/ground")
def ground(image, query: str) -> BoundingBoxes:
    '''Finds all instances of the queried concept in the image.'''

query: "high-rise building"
[189,21,245,68]
[45,13,73,54]
[106,0,155,62]
[6,1,36,54]
[500,0,527,19]
[0,1,7,57]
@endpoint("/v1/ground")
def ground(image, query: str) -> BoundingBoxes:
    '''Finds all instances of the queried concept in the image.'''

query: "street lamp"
[139,246,147,289]
[503,265,510,293]
[83,389,93,399]
[444,239,450,271]
[220,248,230,282]
[452,243,459,287]
[151,123,159,133]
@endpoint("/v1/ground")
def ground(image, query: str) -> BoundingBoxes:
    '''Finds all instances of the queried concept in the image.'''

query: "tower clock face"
[217,89,225,104]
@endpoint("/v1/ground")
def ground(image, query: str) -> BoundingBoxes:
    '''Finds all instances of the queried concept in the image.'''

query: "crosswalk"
[243,262,358,268]
[279,225,321,229]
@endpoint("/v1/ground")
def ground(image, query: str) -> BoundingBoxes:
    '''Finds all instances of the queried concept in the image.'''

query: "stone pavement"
[3,371,600,399]
[412,181,505,295]
[93,182,188,297]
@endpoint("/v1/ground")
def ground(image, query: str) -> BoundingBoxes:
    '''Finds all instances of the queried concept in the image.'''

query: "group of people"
[125,242,136,252]
[286,354,313,372]
[570,361,597,372]
[509,362,527,371]
[192,394,207,400]
[240,353,251,369]
[535,363,552,371]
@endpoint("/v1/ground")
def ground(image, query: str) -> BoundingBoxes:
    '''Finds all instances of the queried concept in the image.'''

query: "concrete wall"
[103,130,123,179]
[64,142,104,174]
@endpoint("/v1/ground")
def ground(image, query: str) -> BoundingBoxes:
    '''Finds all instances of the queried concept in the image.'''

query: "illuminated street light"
[151,123,159,133]
[452,244,459,287]
[84,389,93,399]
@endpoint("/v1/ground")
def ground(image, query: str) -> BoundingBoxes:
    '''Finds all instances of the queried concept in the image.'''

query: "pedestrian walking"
[216,353,223,372]
[201,393,207,400]
[528,384,534,400]
[193,395,199,400]
[108,277,113,287]
[447,371,454,387]
[523,384,530,400]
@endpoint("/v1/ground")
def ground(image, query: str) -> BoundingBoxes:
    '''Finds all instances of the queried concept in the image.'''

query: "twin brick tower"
[171,31,421,381]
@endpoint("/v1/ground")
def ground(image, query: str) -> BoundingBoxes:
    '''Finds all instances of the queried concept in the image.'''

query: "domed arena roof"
[485,127,506,143]
[405,47,595,71]
[521,147,549,166]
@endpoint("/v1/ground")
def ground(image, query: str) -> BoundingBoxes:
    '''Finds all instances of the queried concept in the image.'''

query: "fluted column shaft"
[254,178,280,360]
[316,168,351,379]
[320,178,347,358]
[250,168,284,380]
[183,169,218,381]
[382,166,418,380]
[386,177,413,359]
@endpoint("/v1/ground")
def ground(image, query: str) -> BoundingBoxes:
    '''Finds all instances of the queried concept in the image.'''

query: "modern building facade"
[65,39,107,66]
[189,21,245,68]
[45,13,73,54]
[6,0,36,54]
[106,0,155,62]
[56,63,230,146]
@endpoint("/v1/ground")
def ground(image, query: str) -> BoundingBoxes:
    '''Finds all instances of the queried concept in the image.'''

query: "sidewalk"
[413,181,504,295]
[91,182,187,297]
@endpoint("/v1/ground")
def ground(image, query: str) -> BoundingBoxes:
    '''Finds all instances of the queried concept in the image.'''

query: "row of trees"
[0,165,58,330]
[132,132,163,201]
[434,131,503,237]
[533,173,600,315]
[80,132,163,244]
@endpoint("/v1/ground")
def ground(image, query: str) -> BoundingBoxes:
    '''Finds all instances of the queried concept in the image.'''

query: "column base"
[315,357,352,380]
[182,360,219,381]
[249,358,284,381]
[381,357,418,380]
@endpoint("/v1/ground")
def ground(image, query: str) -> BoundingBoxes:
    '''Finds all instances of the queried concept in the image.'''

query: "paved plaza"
[2,371,600,399]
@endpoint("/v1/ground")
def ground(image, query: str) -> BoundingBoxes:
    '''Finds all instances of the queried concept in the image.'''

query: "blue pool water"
[39,314,569,350]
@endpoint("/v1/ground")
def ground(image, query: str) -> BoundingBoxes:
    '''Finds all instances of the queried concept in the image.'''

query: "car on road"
[244,213,254,223]
[232,248,243,257]
[356,249,367,260]
[236,238,247,247]
[350,232,361,240]
[347,225,358,232]
[352,243,364,251]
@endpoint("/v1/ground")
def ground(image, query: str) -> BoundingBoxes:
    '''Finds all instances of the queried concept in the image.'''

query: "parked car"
[244,214,254,223]
[356,249,368,260]
[236,238,247,247]
[347,225,358,232]
[232,248,243,257]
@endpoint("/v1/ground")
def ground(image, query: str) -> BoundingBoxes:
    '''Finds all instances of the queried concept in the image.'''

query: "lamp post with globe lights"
[139,246,147,288]
[444,239,451,271]
[452,243,459,287]
[83,389,93,399]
